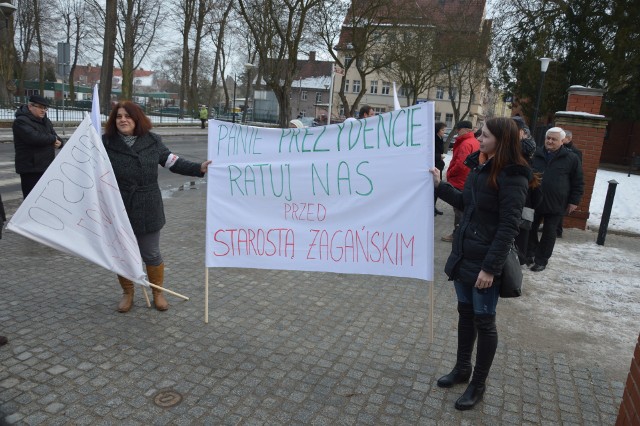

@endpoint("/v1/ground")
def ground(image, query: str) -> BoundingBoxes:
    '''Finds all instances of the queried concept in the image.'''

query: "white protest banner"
[206,103,435,281]
[7,114,147,286]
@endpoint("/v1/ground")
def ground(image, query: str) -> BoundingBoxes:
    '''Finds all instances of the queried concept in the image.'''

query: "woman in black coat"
[434,122,446,215]
[103,101,211,313]
[430,117,534,410]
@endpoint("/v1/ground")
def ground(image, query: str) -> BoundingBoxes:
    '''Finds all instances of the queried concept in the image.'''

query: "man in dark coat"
[527,127,584,271]
[12,95,64,198]
[556,129,583,238]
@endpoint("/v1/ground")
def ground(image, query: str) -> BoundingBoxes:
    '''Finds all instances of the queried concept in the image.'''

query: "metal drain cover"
[153,389,183,408]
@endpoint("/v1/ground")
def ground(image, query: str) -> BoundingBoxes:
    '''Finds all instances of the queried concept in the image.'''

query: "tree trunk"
[179,0,195,119]
[100,0,117,113]
[207,2,232,112]
[33,0,44,95]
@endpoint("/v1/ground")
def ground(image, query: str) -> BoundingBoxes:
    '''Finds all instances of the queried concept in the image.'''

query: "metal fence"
[0,103,202,125]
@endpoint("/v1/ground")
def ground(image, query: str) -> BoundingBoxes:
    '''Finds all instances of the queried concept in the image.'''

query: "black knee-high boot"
[437,303,476,388]
[455,314,497,410]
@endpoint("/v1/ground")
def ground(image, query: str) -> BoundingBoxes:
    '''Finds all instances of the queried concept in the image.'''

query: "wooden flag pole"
[144,281,189,301]
[205,268,209,324]
[141,287,151,308]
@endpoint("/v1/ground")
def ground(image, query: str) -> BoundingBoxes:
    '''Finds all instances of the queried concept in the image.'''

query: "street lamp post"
[232,73,237,124]
[531,57,552,145]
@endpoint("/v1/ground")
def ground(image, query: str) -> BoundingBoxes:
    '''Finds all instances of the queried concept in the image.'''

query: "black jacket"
[437,151,531,284]
[103,132,204,235]
[531,146,583,215]
[0,193,5,239]
[13,105,60,174]
[565,142,583,162]
[434,134,445,170]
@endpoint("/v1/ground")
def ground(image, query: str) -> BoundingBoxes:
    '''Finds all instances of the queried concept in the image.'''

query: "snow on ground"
[588,169,640,235]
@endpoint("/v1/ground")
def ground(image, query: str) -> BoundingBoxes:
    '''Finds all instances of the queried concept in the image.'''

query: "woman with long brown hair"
[430,117,534,410]
[103,101,211,313]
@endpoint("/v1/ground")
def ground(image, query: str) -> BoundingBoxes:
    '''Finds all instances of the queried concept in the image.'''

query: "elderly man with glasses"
[12,94,64,197]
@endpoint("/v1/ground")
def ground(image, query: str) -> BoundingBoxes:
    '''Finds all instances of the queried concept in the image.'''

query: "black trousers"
[527,212,563,266]
[20,172,44,198]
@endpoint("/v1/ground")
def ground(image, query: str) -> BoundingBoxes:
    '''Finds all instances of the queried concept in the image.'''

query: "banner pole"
[142,287,151,308]
[430,280,434,342]
[144,281,189,301]
[205,268,209,324]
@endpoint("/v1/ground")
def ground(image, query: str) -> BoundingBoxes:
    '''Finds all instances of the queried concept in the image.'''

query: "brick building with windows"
[331,0,491,130]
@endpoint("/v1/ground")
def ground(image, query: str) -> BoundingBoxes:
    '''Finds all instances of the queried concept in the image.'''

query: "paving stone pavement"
[0,185,627,425]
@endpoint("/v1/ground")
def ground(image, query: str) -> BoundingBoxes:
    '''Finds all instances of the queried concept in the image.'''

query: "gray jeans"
[136,231,163,266]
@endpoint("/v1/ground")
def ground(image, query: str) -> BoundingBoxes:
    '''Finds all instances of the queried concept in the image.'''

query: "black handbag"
[499,246,523,298]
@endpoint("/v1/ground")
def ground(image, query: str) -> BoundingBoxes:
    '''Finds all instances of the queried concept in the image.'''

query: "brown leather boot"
[117,275,135,312]
[146,263,168,311]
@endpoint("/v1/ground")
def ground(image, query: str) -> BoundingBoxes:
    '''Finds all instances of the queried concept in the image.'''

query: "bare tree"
[382,25,439,106]
[14,0,37,101]
[86,0,118,113]
[115,0,163,100]
[435,15,491,126]
[206,1,233,112]
[187,0,217,114]
[315,0,401,117]
[33,0,45,94]
[57,0,88,105]
[236,0,323,127]
[177,0,196,116]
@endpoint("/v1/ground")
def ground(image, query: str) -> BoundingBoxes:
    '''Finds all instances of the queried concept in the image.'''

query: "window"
[345,56,353,68]
[382,81,390,95]
[373,107,386,114]
[339,106,345,116]
[344,79,349,92]
[436,87,444,100]
[315,92,322,103]
[301,91,308,100]
[370,80,378,94]
[435,112,441,122]
[445,113,453,128]
[399,86,412,98]
[449,87,457,100]
[353,80,361,93]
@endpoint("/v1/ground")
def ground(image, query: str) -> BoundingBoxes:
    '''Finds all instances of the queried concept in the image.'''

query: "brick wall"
[616,333,640,425]
[566,93,603,115]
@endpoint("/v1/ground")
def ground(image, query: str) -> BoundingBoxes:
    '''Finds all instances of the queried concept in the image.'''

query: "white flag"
[90,84,101,135]
[7,114,147,286]
[392,82,402,111]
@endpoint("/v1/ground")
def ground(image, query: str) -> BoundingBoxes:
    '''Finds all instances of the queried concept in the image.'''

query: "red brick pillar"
[554,86,608,229]
[616,333,640,425]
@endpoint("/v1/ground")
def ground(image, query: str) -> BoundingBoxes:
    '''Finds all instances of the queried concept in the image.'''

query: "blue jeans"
[454,280,500,315]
